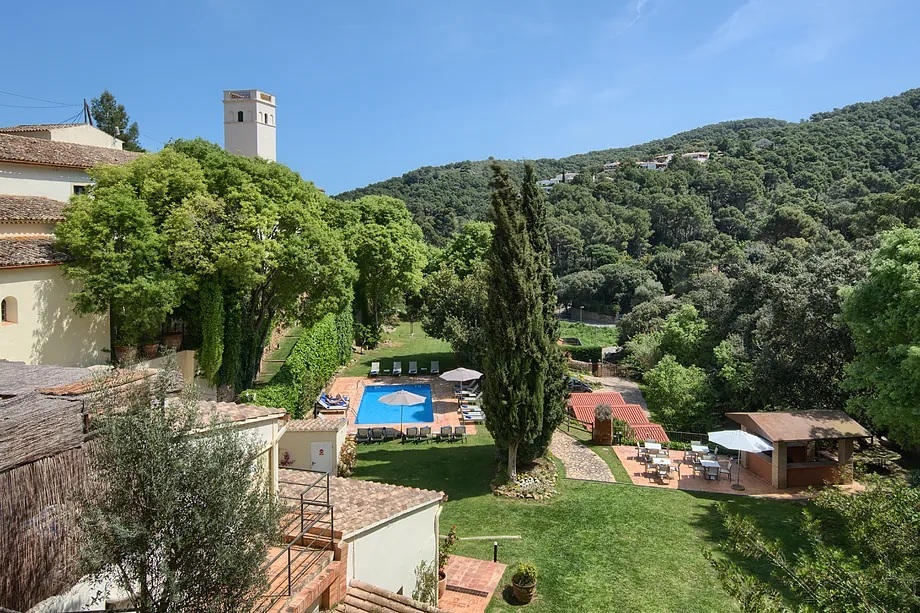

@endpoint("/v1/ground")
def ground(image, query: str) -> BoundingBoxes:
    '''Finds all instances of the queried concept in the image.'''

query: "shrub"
[565,344,603,362]
[512,562,538,585]
[594,403,612,421]
[412,559,437,605]
[438,526,458,574]
[337,439,357,477]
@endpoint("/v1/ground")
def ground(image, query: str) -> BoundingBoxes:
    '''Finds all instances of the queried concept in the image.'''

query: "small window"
[73,185,88,195]
[1,297,17,324]
[269,114,274,125]
[258,112,263,122]
[237,111,244,122]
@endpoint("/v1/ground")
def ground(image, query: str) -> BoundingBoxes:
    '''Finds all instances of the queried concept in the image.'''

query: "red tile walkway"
[438,555,506,612]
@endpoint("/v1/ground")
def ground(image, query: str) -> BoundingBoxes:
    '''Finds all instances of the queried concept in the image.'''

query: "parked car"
[566,377,593,393]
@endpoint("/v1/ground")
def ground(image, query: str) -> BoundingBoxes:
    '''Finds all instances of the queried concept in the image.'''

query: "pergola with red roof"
[566,392,669,443]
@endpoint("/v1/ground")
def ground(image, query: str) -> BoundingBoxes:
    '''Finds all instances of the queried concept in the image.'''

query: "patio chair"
[384,427,400,440]
[452,425,467,443]
[369,362,380,377]
[370,427,385,443]
[705,465,720,481]
[408,361,418,375]
[437,425,453,442]
[430,361,440,375]
[657,464,671,482]
[419,426,432,442]
[392,361,402,376]
[355,428,370,444]
[645,438,657,445]
[690,440,702,447]
[719,460,733,481]
[404,426,420,443]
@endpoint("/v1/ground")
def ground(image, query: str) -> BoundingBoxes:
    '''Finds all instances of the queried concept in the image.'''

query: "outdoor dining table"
[690,444,709,454]
[700,459,721,480]
[644,442,662,451]
[651,457,672,466]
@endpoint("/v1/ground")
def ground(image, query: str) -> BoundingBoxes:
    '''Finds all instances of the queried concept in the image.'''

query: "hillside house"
[0,124,140,366]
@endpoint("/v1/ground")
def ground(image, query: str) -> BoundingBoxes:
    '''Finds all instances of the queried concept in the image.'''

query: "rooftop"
[0,234,67,267]
[726,410,872,442]
[0,132,140,169]
[279,468,444,539]
[0,123,86,133]
[196,400,288,425]
[0,194,67,222]
[337,580,446,613]
[287,417,348,432]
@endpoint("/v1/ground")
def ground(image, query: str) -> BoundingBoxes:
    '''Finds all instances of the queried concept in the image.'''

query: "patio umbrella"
[707,430,772,491]
[378,389,426,435]
[439,367,483,397]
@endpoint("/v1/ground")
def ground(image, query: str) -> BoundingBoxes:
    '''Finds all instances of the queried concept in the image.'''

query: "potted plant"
[141,325,161,359]
[511,562,538,604]
[112,322,139,365]
[437,526,458,598]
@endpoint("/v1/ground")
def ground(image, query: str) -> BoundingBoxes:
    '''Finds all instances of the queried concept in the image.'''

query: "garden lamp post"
[580,306,584,323]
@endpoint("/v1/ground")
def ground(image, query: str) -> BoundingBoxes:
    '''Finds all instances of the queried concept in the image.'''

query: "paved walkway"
[549,430,615,482]
[440,555,506,612]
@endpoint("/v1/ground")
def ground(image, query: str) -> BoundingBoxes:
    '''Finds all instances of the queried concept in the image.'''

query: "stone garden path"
[549,430,615,482]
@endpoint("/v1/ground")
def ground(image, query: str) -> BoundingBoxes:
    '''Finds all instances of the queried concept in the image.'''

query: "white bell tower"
[223,89,276,162]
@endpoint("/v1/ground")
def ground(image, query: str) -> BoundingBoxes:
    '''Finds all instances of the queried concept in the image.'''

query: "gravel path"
[549,430,615,482]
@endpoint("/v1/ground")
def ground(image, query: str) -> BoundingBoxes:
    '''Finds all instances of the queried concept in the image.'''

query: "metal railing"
[254,469,335,613]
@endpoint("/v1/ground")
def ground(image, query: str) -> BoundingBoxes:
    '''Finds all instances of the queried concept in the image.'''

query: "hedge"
[565,345,603,362]
[247,309,353,417]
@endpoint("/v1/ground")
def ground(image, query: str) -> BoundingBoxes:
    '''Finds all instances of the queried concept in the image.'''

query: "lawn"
[255,326,303,384]
[561,418,633,482]
[558,321,619,347]
[341,322,458,377]
[353,430,804,613]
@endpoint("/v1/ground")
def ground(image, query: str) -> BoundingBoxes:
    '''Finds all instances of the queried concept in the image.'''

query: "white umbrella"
[379,389,426,435]
[439,367,483,397]
[707,430,772,491]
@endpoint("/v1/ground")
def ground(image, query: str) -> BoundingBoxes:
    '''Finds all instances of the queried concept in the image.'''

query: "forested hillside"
[380,87,920,445]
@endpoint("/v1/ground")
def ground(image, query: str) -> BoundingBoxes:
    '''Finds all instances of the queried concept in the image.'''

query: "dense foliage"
[90,89,144,152]
[80,366,282,612]
[249,309,354,417]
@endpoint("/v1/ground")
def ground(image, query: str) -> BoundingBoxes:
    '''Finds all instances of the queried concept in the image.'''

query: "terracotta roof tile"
[568,391,626,410]
[726,410,871,442]
[338,580,447,612]
[630,423,670,443]
[0,194,67,222]
[279,469,444,538]
[37,369,152,396]
[0,132,140,168]
[287,417,347,432]
[569,402,647,427]
[0,123,83,133]
[196,400,288,425]
[0,234,67,267]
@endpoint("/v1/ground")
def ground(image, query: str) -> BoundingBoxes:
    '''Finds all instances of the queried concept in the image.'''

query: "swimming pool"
[355,383,434,425]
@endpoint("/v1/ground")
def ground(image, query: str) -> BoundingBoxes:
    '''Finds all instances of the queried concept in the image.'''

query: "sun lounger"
[355,428,370,444]
[408,361,418,375]
[404,426,419,443]
[393,361,402,376]
[369,362,380,377]
[320,392,349,407]
[430,361,440,375]
[451,426,467,443]
[370,427,385,443]
[419,426,432,443]
[437,425,453,442]
[462,411,485,423]
[385,427,400,440]
[315,397,348,412]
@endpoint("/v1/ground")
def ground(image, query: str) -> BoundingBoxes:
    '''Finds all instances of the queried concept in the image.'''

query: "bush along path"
[549,430,615,482]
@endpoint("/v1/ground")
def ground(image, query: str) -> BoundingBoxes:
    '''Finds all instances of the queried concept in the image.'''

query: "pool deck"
[327,375,479,435]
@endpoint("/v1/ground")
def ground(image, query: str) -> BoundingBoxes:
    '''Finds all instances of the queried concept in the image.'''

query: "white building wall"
[223,90,276,162]
[47,125,124,149]
[0,265,110,366]
[279,426,346,474]
[346,503,440,597]
[0,221,56,235]
[0,162,89,202]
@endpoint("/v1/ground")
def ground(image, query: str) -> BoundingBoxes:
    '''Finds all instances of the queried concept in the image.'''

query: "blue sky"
[2,0,917,194]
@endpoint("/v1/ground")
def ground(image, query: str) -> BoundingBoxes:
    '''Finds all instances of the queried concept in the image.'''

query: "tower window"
[237,111,244,122]
[269,114,274,125]
[258,112,263,122]
[1,297,17,324]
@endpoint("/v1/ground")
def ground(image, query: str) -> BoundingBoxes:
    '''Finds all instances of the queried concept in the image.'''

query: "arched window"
[258,112,263,122]
[269,114,274,125]
[1,297,17,324]
[237,111,244,122]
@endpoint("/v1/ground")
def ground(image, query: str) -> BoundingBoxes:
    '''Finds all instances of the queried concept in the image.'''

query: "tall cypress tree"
[518,164,566,462]
[482,162,547,479]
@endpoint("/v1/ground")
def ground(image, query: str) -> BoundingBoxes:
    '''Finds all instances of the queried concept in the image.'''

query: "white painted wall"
[0,162,89,202]
[346,503,440,597]
[223,90,276,162]
[280,426,346,474]
[0,221,56,235]
[0,265,109,366]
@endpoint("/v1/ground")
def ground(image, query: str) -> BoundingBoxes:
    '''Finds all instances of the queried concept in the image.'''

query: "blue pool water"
[355,384,434,425]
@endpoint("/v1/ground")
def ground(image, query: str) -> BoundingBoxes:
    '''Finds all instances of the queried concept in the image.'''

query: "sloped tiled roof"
[196,401,288,425]
[0,234,67,267]
[0,123,85,133]
[726,410,871,442]
[569,402,647,428]
[630,423,670,444]
[0,132,139,168]
[0,194,67,222]
[568,391,626,410]
[337,580,447,613]
[287,417,347,432]
[279,469,445,539]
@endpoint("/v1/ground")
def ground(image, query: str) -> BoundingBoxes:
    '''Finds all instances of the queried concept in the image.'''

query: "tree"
[641,354,712,431]
[90,90,144,152]
[843,228,920,446]
[482,162,548,479]
[420,262,489,367]
[657,304,708,366]
[79,365,283,611]
[710,477,920,612]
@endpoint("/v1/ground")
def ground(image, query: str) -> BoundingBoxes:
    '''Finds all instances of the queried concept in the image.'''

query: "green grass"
[353,431,804,612]
[558,321,619,347]
[255,326,303,384]
[561,420,633,482]
[341,322,457,377]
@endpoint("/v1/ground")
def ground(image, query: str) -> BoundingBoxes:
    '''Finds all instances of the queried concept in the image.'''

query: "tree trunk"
[507,441,518,481]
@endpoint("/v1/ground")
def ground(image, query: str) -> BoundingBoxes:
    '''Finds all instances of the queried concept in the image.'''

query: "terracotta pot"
[512,581,536,604]
[161,332,183,350]
[438,571,447,598]
[142,343,160,359]
[114,345,138,364]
